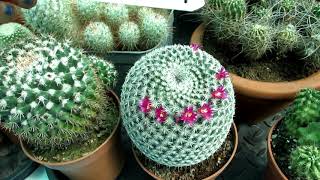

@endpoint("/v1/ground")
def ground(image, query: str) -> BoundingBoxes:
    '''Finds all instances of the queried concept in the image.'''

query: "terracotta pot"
[190,23,320,123]
[0,124,20,144]
[20,91,125,180]
[265,119,288,180]
[133,123,238,180]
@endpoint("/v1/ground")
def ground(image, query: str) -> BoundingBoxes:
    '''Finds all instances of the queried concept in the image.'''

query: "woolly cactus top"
[0,23,33,49]
[121,45,235,167]
[0,36,117,148]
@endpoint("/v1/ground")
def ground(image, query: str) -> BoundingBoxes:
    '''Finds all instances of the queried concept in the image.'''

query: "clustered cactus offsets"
[202,0,320,67]
[22,0,170,53]
[121,45,235,167]
[282,88,320,179]
[0,35,118,149]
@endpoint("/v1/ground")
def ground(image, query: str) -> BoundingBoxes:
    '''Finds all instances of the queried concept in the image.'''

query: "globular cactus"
[140,12,168,49]
[284,88,320,137]
[276,0,296,13]
[297,122,320,145]
[276,24,300,54]
[240,22,274,60]
[0,23,33,48]
[102,4,129,27]
[84,22,114,53]
[121,45,235,167]
[118,22,140,50]
[0,36,117,148]
[290,145,320,180]
[74,0,102,22]
[221,0,247,21]
[22,0,77,40]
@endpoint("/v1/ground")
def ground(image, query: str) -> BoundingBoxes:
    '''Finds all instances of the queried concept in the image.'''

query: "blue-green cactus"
[83,22,114,53]
[102,4,129,27]
[0,36,117,148]
[121,45,235,167]
[0,23,33,49]
[74,0,102,22]
[118,22,140,50]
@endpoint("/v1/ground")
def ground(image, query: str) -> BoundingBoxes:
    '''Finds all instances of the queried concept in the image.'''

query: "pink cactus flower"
[198,103,213,120]
[180,107,197,125]
[190,43,203,51]
[139,96,152,113]
[216,67,229,80]
[155,106,168,123]
[211,86,228,99]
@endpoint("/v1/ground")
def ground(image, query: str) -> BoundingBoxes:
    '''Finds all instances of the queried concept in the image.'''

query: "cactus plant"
[276,24,300,54]
[222,0,247,21]
[290,145,320,180]
[102,4,129,27]
[74,0,102,22]
[284,88,320,137]
[297,122,320,145]
[83,22,114,52]
[0,35,118,148]
[118,22,140,50]
[0,23,33,49]
[121,45,235,167]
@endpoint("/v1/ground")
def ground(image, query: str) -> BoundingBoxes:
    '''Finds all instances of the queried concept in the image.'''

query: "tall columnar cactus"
[84,22,114,52]
[240,22,274,60]
[140,12,168,49]
[102,4,129,27]
[276,24,299,54]
[118,22,140,50]
[284,88,320,137]
[0,36,117,148]
[74,0,102,22]
[290,145,320,180]
[121,45,235,167]
[0,23,33,49]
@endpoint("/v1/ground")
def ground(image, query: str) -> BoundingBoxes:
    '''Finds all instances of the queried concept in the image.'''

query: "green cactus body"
[0,36,117,148]
[284,88,320,137]
[277,0,296,13]
[290,145,320,180]
[276,24,299,54]
[222,0,246,21]
[84,22,114,53]
[297,122,320,145]
[75,0,102,22]
[102,4,129,27]
[207,0,225,10]
[140,13,168,49]
[251,6,273,21]
[136,7,155,21]
[121,45,235,167]
[312,4,320,18]
[22,0,76,40]
[0,23,33,49]
[240,23,273,60]
[118,22,140,50]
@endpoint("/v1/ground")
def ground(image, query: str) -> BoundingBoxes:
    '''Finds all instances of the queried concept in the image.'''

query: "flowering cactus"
[0,36,117,148]
[121,45,235,167]
[0,23,33,48]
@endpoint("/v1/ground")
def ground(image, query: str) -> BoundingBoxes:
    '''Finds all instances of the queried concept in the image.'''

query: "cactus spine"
[83,22,114,52]
[0,23,33,48]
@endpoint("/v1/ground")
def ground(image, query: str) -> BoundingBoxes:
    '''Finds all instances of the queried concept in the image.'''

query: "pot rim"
[267,119,288,180]
[190,23,320,100]
[133,122,239,180]
[20,90,121,167]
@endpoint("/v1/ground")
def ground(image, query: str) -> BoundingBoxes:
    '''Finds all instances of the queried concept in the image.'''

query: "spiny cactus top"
[0,23,33,49]
[121,45,235,167]
[0,36,117,148]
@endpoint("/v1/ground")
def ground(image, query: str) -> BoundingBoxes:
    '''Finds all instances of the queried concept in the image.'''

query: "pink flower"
[198,103,213,120]
[155,106,168,123]
[180,107,197,125]
[190,43,203,51]
[211,86,228,99]
[216,68,229,80]
[139,96,152,113]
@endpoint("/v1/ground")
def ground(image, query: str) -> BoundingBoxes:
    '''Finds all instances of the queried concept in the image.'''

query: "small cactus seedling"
[290,145,320,180]
[84,22,114,52]
[118,22,140,50]
[121,45,235,167]
[276,24,299,54]
[0,23,33,48]
[102,4,129,27]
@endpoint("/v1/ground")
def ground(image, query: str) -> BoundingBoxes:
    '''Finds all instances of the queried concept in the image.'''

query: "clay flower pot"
[190,23,320,123]
[133,123,238,180]
[265,119,288,180]
[20,91,125,180]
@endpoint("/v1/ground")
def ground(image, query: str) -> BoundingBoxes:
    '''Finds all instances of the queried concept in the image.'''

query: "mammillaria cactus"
[0,36,117,148]
[121,45,235,167]
[74,0,101,22]
[284,88,320,137]
[102,4,129,27]
[118,22,140,50]
[290,145,320,180]
[0,23,33,48]
[84,22,114,52]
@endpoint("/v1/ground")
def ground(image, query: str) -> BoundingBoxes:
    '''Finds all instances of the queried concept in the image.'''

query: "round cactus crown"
[84,22,114,52]
[0,23,33,49]
[121,45,235,167]
[0,36,117,148]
